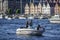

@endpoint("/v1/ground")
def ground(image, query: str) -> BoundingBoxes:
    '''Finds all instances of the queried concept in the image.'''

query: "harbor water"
[0,19,60,40]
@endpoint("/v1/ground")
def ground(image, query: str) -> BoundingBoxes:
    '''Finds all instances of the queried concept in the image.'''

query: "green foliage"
[39,13,42,16]
[7,8,12,14]
[16,9,20,14]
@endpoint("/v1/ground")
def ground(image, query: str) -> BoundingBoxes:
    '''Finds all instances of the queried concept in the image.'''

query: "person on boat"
[25,21,29,28]
[37,25,41,30]
[20,21,29,28]
[37,25,45,32]
[29,20,33,26]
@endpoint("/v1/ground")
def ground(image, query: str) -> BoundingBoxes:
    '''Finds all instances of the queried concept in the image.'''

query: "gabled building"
[25,3,29,15]
[0,0,60,16]
[34,5,38,14]
[30,3,34,15]
[37,3,42,14]
[42,3,46,15]
[46,3,50,16]
[54,3,59,15]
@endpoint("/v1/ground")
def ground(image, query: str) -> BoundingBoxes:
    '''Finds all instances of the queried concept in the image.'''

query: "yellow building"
[25,3,29,14]
[58,5,60,14]
[54,3,59,15]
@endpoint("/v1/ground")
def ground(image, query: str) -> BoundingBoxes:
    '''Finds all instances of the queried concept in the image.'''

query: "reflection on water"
[0,19,60,40]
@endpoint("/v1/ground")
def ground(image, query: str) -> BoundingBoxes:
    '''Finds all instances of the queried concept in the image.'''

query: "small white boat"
[16,27,45,35]
[5,16,12,20]
[7,17,12,20]
[0,14,3,19]
[28,16,34,19]
[12,16,15,19]
[19,16,26,19]
[5,16,8,19]
[49,15,60,23]
[39,15,43,19]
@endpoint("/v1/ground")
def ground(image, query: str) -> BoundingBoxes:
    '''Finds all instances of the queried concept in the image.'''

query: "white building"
[25,3,29,15]
[0,0,8,14]
[3,0,8,13]
[42,3,50,16]
[42,3,46,15]
[46,3,50,16]
[34,5,38,14]
[37,3,42,14]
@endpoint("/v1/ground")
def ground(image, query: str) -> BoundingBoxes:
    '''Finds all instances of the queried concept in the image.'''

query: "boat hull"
[16,28,44,35]
[28,17,34,19]
[50,20,60,23]
[49,15,60,23]
[19,17,26,19]
[49,19,60,23]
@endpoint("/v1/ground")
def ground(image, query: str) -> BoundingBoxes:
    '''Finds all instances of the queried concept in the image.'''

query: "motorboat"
[49,15,60,23]
[16,26,45,35]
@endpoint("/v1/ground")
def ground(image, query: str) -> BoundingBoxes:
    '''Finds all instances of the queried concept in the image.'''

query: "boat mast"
[20,0,22,14]
[30,0,31,15]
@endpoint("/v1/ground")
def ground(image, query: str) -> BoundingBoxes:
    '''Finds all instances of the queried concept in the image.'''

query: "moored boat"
[28,16,34,19]
[49,15,60,23]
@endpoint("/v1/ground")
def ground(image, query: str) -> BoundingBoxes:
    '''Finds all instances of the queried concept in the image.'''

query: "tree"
[7,8,12,15]
[16,9,20,14]
[39,13,42,16]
